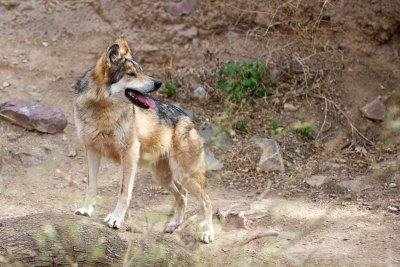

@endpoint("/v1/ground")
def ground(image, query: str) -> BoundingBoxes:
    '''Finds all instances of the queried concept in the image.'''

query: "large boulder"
[0,99,67,134]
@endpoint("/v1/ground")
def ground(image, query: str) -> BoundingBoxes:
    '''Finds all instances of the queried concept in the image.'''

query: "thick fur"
[73,38,214,243]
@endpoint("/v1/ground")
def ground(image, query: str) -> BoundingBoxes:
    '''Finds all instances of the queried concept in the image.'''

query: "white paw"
[164,222,180,233]
[104,214,123,229]
[75,207,93,217]
[200,229,214,244]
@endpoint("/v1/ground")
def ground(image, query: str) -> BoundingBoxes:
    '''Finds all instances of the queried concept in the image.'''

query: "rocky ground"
[0,0,399,266]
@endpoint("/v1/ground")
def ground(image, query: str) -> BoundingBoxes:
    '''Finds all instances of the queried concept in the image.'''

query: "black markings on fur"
[150,97,190,126]
[74,66,94,94]
[108,66,126,85]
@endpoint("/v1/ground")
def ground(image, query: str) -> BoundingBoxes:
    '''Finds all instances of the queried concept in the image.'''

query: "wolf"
[73,38,214,243]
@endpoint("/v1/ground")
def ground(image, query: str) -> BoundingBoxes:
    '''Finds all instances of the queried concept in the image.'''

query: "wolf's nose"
[154,81,162,89]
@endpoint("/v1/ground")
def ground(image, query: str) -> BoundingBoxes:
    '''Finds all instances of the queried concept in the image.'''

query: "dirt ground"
[0,0,399,266]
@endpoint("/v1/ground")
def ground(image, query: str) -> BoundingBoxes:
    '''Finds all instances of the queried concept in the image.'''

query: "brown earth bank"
[0,0,399,266]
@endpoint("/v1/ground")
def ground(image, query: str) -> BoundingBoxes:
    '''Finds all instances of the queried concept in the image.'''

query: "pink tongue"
[136,94,156,109]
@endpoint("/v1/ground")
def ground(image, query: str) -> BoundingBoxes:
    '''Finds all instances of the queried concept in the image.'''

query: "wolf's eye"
[127,72,136,78]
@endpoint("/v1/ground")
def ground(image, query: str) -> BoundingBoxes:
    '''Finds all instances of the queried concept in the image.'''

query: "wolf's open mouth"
[125,89,156,109]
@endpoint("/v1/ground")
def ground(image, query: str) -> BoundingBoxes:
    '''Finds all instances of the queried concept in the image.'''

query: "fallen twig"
[176,214,198,232]
[310,94,374,145]
[223,231,279,252]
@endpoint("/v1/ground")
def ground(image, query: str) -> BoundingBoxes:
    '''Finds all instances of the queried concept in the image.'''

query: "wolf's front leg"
[75,146,101,217]
[105,140,140,229]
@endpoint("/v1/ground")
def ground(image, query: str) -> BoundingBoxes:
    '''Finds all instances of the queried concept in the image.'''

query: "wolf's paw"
[104,214,123,229]
[200,229,214,244]
[75,207,93,217]
[164,222,180,233]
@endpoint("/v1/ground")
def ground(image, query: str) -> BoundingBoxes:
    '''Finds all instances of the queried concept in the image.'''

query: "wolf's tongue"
[137,94,156,109]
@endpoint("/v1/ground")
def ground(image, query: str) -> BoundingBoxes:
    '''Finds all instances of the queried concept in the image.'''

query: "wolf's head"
[97,38,162,109]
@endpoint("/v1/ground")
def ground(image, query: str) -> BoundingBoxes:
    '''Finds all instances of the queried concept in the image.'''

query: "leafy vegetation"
[217,60,276,104]
[268,117,280,136]
[293,122,315,138]
[162,82,178,96]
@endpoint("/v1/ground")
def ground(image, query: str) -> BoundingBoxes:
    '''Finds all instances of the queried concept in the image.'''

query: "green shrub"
[293,122,315,138]
[268,117,280,136]
[162,82,177,96]
[217,60,276,103]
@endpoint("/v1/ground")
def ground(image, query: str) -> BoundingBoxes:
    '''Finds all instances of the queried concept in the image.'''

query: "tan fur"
[73,38,214,243]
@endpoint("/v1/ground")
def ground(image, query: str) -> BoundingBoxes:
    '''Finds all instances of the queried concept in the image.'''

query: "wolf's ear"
[106,44,122,66]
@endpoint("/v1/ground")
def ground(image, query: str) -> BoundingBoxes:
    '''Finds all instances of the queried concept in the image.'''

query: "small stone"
[0,99,67,134]
[178,26,198,39]
[387,205,399,213]
[9,148,42,167]
[22,59,28,63]
[272,98,280,106]
[68,149,77,157]
[360,97,385,121]
[2,82,10,87]
[388,183,398,188]
[6,132,21,141]
[42,42,49,48]
[192,86,206,98]
[337,178,371,192]
[255,138,285,173]
[164,0,197,16]
[254,13,271,27]
[204,148,223,171]
[305,175,329,187]
[283,103,298,112]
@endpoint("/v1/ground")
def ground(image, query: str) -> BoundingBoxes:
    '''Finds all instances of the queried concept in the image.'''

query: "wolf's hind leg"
[185,174,214,244]
[151,158,187,233]
[164,180,188,233]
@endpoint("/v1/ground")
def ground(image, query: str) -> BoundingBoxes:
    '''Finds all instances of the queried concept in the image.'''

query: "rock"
[199,123,233,149]
[192,86,206,98]
[68,149,77,158]
[2,82,10,88]
[6,132,21,141]
[255,138,285,173]
[8,148,42,167]
[254,13,271,28]
[323,161,342,172]
[305,175,329,187]
[337,178,371,192]
[0,99,67,134]
[283,103,298,112]
[164,0,197,16]
[177,26,198,39]
[388,182,398,188]
[204,148,223,171]
[42,42,49,48]
[172,103,194,120]
[360,97,385,121]
[387,205,399,213]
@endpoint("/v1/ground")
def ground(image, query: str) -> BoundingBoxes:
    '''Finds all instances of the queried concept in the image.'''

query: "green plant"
[162,82,177,96]
[217,60,276,104]
[268,117,280,136]
[293,122,315,138]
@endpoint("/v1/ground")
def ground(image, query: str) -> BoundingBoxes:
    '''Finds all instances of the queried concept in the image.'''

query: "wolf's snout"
[154,81,162,89]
